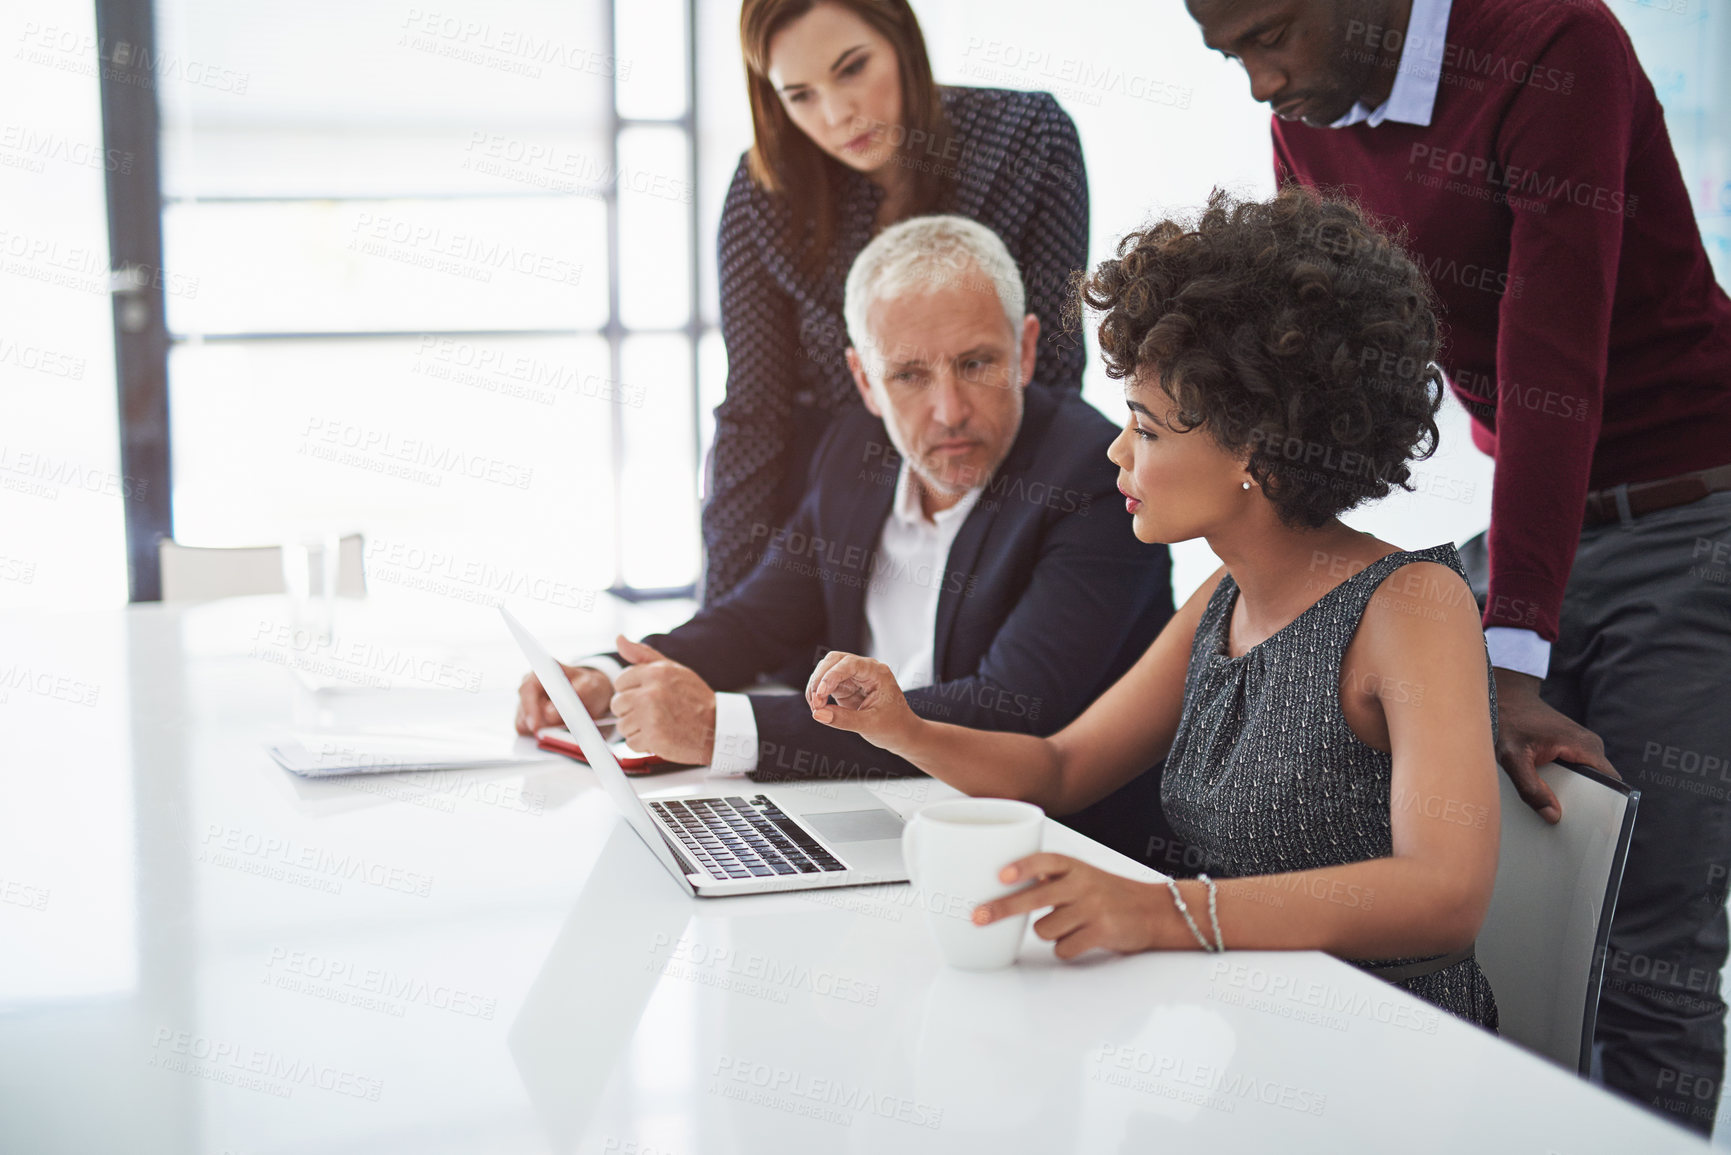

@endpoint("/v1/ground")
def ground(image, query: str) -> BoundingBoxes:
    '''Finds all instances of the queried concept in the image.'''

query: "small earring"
[1241,480,1252,490]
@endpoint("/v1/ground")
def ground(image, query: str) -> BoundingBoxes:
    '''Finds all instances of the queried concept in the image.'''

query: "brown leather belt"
[1582,463,1731,527]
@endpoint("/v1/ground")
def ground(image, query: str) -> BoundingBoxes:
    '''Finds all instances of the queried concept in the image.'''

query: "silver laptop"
[501,607,909,896]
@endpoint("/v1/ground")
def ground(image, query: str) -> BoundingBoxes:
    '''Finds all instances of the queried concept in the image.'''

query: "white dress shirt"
[1327,0,1548,679]
[1330,0,1452,128]
[585,461,985,773]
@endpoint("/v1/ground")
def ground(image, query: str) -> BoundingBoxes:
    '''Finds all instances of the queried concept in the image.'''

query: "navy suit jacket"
[649,386,1174,781]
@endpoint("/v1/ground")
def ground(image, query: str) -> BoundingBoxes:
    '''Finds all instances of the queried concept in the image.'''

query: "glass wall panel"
[615,0,689,121]
[618,334,698,589]
[156,0,610,198]
[163,197,607,335]
[617,127,692,331]
[169,336,616,599]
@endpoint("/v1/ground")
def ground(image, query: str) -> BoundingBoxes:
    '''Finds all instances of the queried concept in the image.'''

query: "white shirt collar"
[890,459,983,529]
[1330,0,1453,129]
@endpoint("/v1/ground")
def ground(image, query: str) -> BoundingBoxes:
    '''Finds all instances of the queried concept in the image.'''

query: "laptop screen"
[500,606,695,891]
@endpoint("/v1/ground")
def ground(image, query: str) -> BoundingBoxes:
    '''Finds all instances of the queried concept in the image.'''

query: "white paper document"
[267,730,545,777]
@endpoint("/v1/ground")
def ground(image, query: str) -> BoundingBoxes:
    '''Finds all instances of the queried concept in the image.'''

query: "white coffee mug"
[901,798,1044,971]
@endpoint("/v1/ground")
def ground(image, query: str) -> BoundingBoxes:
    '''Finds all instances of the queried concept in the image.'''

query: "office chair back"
[1476,760,1637,1073]
[159,535,367,601]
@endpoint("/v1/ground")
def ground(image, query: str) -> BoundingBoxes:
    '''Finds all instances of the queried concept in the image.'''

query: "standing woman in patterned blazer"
[704,0,1090,603]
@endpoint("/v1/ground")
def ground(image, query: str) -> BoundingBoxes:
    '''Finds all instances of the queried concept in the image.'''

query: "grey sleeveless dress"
[1161,544,1499,1029]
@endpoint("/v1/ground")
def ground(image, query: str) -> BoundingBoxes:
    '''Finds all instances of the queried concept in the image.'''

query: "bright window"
[156,0,702,599]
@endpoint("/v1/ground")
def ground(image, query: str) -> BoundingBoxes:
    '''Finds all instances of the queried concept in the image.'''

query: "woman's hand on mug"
[806,651,920,752]
[972,853,1176,960]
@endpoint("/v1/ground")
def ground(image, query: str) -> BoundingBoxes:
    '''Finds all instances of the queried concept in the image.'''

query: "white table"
[0,597,1706,1153]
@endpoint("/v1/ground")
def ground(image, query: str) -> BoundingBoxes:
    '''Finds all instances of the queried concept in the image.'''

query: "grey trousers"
[1461,488,1731,1135]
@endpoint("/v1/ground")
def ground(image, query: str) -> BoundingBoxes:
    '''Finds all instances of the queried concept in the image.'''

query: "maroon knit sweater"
[1273,0,1731,642]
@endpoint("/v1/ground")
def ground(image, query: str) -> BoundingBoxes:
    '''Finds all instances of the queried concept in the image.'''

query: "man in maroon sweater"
[1189,0,1731,1134]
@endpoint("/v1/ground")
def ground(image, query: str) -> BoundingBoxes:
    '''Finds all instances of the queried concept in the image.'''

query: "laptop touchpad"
[804,809,905,843]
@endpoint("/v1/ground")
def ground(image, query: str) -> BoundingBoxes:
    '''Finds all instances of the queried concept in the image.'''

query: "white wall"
[0,1,129,608]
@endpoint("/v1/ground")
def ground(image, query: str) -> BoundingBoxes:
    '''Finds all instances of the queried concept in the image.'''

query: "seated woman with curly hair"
[804,185,1500,1028]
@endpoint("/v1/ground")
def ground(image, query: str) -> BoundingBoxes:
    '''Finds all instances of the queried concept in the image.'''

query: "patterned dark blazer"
[704,86,1090,603]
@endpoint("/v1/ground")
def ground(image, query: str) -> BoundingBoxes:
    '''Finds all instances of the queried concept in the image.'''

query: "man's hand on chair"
[1492,669,1620,825]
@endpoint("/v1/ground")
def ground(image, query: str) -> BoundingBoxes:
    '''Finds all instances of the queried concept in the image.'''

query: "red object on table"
[534,729,672,775]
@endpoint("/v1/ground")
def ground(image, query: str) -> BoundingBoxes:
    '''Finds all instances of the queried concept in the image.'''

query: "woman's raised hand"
[806,651,921,752]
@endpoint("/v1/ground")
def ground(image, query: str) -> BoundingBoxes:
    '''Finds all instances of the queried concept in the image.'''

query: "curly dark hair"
[1077,185,1444,528]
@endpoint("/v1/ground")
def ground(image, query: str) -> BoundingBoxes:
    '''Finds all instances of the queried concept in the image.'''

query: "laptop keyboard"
[648,794,847,880]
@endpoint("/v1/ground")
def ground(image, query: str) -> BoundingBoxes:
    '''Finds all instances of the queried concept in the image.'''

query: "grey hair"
[843,214,1026,364]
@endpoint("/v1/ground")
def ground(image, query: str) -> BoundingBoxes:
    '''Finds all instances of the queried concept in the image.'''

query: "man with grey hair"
[517,215,1174,858]
[843,214,1032,384]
